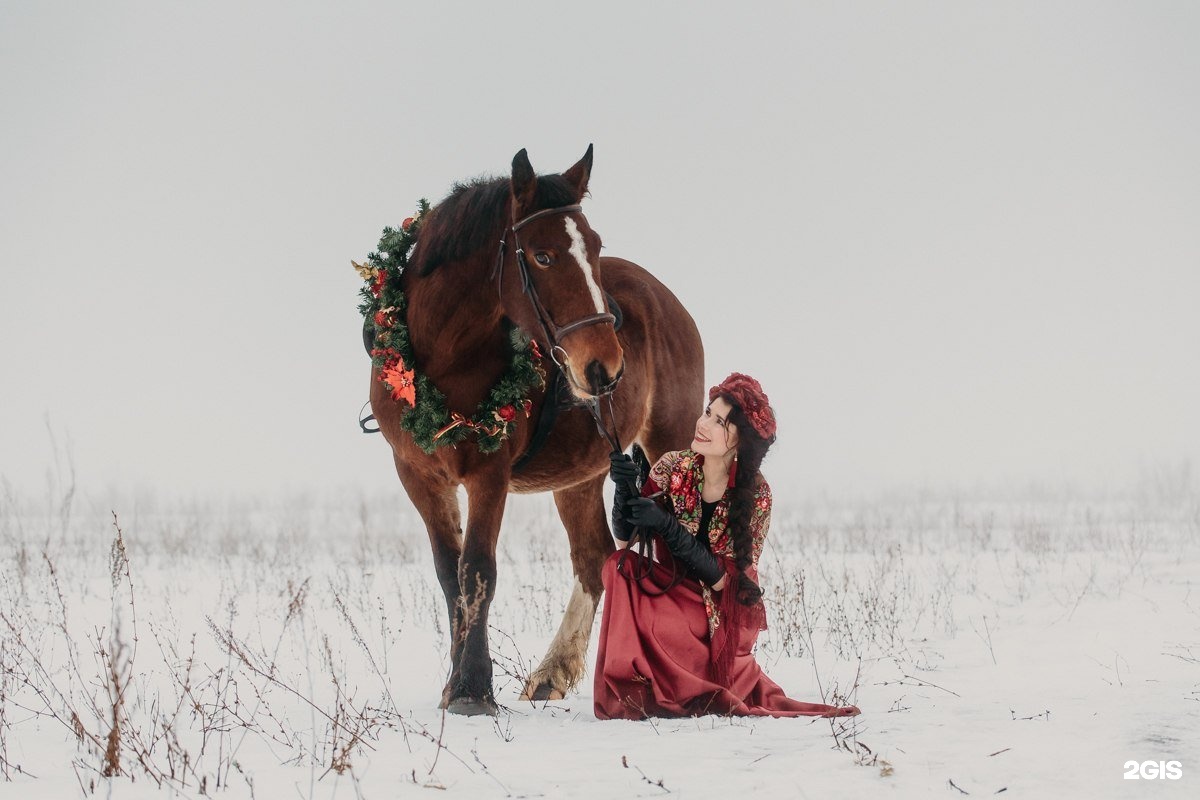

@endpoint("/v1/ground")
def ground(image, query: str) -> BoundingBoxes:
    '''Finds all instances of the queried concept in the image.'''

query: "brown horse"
[369,146,703,715]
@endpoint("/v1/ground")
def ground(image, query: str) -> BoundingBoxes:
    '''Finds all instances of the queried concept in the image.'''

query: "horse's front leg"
[443,472,508,716]
[388,455,467,705]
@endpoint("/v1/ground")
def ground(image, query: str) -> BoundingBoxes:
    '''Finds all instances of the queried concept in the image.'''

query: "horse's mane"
[413,174,580,275]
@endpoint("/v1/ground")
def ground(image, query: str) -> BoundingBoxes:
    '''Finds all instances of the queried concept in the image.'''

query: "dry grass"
[0,475,1196,793]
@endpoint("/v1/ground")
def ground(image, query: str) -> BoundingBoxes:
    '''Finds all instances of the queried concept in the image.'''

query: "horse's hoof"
[519,682,565,702]
[446,696,499,717]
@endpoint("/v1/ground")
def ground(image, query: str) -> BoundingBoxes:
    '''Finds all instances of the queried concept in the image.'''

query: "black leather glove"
[609,452,640,488]
[609,452,639,542]
[623,497,724,585]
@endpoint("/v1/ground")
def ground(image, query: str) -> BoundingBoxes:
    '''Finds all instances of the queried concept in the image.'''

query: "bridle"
[492,203,624,396]
[492,203,625,452]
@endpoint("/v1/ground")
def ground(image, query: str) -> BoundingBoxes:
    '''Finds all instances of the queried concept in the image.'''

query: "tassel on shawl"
[709,561,766,685]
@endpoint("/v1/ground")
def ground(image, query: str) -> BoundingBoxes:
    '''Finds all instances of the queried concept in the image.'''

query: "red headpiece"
[709,372,777,440]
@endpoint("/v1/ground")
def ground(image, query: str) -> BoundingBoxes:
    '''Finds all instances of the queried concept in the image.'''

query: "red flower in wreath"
[371,268,388,298]
[380,358,416,406]
[374,310,390,328]
[401,216,415,231]
[494,405,517,423]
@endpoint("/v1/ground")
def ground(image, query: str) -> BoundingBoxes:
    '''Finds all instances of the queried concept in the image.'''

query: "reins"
[579,357,678,594]
[498,204,679,591]
[584,394,621,453]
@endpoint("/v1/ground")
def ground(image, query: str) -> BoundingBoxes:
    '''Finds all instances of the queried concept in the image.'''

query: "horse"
[368,145,704,715]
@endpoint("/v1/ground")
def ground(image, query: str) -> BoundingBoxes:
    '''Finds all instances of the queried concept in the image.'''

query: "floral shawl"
[642,450,772,637]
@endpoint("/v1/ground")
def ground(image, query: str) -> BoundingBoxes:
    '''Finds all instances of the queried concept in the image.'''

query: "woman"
[593,373,861,720]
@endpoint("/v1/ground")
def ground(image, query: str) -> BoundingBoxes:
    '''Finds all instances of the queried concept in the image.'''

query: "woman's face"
[692,397,739,459]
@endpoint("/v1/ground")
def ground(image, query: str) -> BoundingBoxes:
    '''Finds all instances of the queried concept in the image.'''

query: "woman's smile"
[691,397,737,457]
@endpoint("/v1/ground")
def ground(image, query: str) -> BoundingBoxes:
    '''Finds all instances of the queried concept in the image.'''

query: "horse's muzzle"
[585,358,624,398]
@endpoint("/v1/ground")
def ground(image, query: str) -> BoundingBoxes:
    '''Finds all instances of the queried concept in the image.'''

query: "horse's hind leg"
[522,473,613,701]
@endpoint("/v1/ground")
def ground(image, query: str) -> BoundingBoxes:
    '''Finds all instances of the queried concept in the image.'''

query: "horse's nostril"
[585,360,611,395]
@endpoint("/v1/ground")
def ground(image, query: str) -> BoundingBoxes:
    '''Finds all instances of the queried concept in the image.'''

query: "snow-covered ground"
[1,485,1197,799]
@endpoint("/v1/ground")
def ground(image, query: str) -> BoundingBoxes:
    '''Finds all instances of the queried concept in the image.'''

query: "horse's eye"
[534,252,552,267]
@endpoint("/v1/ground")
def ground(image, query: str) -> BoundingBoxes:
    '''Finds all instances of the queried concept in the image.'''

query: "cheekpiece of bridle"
[492,204,621,389]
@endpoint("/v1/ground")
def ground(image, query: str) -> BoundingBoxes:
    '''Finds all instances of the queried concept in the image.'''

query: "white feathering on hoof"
[522,578,597,700]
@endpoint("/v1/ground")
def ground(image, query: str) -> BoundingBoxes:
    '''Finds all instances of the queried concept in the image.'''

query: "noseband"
[492,204,623,394]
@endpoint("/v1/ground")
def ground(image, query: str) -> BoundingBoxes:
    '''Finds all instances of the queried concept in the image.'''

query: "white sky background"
[1,1,1198,501]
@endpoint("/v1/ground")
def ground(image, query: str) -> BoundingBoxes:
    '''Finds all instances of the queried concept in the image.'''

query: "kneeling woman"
[594,373,861,720]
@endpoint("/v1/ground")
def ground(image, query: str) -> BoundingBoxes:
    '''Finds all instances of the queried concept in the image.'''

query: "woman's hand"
[623,497,724,586]
[608,452,640,486]
[609,453,639,542]
[623,496,673,531]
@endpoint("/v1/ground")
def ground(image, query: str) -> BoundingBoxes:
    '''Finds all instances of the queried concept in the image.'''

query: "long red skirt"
[594,550,860,720]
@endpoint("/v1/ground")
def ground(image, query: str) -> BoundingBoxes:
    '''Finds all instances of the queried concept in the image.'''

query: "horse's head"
[500,146,624,399]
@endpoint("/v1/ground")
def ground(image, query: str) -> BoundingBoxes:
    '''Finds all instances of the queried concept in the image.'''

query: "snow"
[1,488,1196,799]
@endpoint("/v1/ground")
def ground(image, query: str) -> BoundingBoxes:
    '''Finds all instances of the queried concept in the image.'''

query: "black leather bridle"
[492,204,624,395]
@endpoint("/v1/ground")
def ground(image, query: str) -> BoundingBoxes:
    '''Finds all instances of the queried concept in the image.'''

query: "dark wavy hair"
[717,394,776,606]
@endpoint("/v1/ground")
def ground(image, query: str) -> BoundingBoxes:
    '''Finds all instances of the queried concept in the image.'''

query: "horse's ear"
[511,148,537,214]
[562,143,593,200]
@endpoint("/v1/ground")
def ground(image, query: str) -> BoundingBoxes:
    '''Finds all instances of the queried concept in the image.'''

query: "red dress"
[593,450,859,720]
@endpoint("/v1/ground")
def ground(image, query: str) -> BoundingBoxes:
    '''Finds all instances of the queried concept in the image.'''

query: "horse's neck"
[405,264,508,382]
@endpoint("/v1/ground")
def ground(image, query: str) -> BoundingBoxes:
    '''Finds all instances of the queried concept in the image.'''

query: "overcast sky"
[2,1,1198,502]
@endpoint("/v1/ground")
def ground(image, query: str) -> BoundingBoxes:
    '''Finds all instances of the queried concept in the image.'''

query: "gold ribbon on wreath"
[433,413,504,442]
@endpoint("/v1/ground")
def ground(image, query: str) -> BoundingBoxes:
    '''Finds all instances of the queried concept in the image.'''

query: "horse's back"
[601,256,702,353]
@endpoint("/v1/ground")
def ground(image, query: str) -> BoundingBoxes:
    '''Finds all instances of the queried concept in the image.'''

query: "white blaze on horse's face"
[564,217,606,314]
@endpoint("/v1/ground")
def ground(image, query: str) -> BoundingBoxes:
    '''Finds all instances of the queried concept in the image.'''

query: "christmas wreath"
[355,200,545,453]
